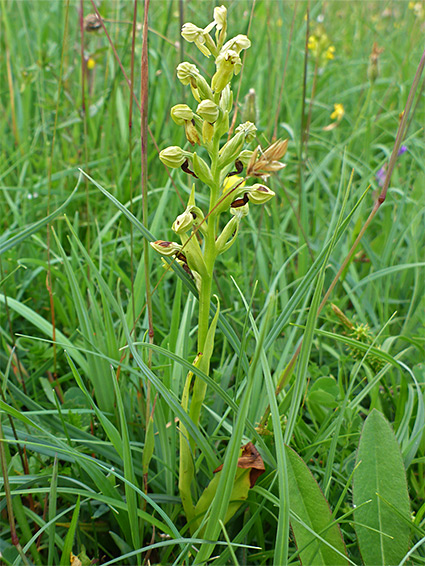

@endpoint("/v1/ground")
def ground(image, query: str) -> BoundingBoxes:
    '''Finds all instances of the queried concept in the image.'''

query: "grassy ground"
[1,1,424,564]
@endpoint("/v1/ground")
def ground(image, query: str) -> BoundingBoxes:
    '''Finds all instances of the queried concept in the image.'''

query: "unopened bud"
[176,62,200,86]
[216,215,239,254]
[247,184,275,204]
[219,131,245,167]
[196,75,214,100]
[214,6,227,32]
[192,153,214,186]
[219,85,233,113]
[159,146,192,168]
[235,121,257,143]
[171,104,193,125]
[197,100,219,123]
[214,5,227,48]
[242,89,258,124]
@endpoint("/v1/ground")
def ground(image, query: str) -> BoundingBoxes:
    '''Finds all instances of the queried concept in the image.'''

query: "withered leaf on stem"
[213,441,265,488]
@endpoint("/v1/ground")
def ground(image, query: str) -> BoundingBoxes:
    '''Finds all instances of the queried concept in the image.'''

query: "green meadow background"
[1,1,424,564]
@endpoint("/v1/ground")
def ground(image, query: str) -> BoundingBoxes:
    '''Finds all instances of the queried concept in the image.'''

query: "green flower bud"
[150,240,182,256]
[247,183,275,204]
[214,5,227,48]
[197,100,219,123]
[176,62,200,86]
[242,88,258,124]
[196,75,214,101]
[215,215,239,254]
[212,49,242,93]
[159,146,192,168]
[171,104,193,125]
[214,6,227,32]
[219,85,233,113]
[222,34,251,55]
[192,153,214,187]
[218,131,245,167]
[235,121,257,143]
[197,101,219,143]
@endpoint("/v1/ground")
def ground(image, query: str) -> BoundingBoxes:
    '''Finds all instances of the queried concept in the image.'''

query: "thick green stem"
[190,137,220,424]
[179,138,221,527]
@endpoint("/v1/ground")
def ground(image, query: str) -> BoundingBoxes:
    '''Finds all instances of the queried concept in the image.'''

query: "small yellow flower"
[308,35,318,53]
[87,57,96,70]
[330,103,344,121]
[325,45,335,60]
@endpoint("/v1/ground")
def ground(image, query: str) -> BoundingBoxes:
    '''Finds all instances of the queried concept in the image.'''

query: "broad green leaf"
[285,446,349,566]
[353,409,411,565]
[194,468,250,531]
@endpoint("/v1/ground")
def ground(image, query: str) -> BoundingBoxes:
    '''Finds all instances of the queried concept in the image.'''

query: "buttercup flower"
[330,103,344,121]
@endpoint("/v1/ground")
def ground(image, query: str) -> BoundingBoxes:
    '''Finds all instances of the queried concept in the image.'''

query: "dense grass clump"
[1,1,424,565]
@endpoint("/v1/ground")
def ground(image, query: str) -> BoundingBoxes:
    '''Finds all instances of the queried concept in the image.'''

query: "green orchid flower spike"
[151,5,288,530]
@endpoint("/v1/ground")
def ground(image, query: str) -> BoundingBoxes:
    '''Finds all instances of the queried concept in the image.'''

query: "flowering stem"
[190,138,220,426]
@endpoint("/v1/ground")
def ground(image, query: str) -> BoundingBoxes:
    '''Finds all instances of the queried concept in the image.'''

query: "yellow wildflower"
[330,103,344,121]
[87,57,96,70]
[325,45,335,60]
[308,35,318,54]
